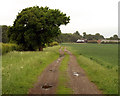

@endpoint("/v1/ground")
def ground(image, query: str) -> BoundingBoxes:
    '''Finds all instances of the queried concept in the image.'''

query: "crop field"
[62,43,118,94]
[2,46,60,94]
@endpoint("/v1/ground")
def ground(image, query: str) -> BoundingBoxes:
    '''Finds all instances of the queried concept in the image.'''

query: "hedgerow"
[2,43,17,55]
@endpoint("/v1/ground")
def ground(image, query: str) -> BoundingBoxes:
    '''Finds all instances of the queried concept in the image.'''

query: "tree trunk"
[39,46,43,51]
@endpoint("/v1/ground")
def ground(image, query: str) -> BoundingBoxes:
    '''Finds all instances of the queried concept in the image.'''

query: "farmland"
[1,0,119,95]
[62,43,118,94]
[2,43,118,94]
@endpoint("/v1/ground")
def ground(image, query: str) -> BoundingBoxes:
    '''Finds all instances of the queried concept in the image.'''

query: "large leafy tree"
[8,6,70,51]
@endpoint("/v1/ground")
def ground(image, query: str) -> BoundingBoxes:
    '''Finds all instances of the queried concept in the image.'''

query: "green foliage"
[73,31,80,36]
[56,52,73,94]
[2,43,17,54]
[83,32,87,39]
[8,6,70,51]
[55,32,105,43]
[107,34,120,40]
[54,32,82,43]
[1,25,9,43]
[2,46,60,94]
[49,41,59,47]
[83,32,104,40]
[61,43,118,94]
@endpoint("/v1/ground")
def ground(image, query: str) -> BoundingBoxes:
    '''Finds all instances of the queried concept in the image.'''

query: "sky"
[0,0,119,38]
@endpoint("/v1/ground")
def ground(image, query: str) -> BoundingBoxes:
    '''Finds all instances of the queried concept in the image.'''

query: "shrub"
[49,42,59,47]
[2,43,17,55]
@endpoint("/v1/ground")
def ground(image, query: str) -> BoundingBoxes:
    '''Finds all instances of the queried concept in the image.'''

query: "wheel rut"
[29,47,102,94]
[29,48,64,94]
[66,49,102,94]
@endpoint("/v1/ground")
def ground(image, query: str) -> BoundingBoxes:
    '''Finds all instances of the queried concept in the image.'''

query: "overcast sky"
[0,0,119,37]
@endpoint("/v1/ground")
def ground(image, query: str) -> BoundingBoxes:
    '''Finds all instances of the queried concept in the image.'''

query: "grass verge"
[56,53,73,94]
[76,55,118,94]
[2,46,60,94]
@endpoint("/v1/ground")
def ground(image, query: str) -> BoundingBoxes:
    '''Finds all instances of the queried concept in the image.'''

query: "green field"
[2,46,60,94]
[62,43,118,94]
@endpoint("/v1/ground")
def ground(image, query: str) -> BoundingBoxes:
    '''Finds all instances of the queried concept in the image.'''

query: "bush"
[2,43,18,55]
[49,42,59,47]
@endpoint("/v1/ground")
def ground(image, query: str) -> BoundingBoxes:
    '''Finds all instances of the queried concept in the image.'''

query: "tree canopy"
[8,6,70,51]
[54,32,106,43]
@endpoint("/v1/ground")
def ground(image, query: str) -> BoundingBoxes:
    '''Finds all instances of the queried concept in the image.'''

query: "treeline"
[54,31,82,43]
[1,25,119,44]
[54,31,119,43]
[106,35,120,40]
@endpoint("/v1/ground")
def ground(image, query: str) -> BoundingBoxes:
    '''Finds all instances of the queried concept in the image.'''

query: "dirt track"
[29,47,102,94]
[29,48,64,94]
[65,49,102,94]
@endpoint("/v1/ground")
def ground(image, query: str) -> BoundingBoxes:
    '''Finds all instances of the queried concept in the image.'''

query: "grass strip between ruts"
[56,52,73,94]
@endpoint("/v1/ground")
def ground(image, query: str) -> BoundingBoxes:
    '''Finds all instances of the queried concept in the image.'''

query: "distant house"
[76,39,87,43]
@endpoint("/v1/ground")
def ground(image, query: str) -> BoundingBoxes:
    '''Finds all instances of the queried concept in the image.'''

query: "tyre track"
[66,49,102,94]
[29,48,64,94]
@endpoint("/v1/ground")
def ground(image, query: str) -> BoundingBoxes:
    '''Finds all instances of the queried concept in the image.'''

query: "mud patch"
[41,83,53,90]
[49,69,53,72]
[49,69,56,72]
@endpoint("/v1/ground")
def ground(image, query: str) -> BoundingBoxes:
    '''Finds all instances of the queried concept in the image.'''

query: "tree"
[73,31,82,41]
[82,32,104,40]
[1,25,9,43]
[95,33,104,40]
[73,31,80,36]
[83,32,86,39]
[113,35,119,40]
[8,6,70,51]
[107,34,119,40]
